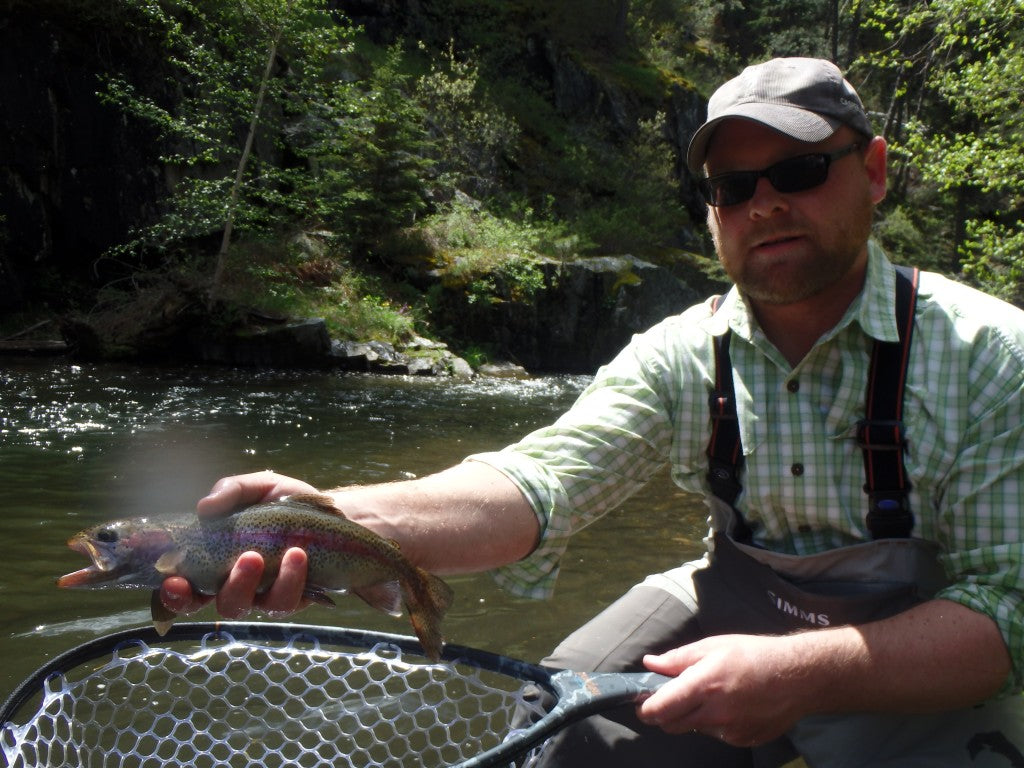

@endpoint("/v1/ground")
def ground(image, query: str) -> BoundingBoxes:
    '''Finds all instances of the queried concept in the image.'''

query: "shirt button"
[791,463,805,476]
[787,379,800,393]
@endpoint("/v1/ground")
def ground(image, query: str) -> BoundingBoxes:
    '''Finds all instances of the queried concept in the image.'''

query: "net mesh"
[1,630,549,768]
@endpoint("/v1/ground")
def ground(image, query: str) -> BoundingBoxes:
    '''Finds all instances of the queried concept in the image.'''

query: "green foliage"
[857,0,1024,295]
[219,236,420,343]
[324,45,434,254]
[627,0,704,72]
[962,219,1024,306]
[715,0,835,62]
[414,43,520,199]
[872,204,957,275]
[562,113,688,253]
[423,200,559,304]
[425,199,567,256]
[102,0,359,266]
[458,343,495,369]
[671,0,839,77]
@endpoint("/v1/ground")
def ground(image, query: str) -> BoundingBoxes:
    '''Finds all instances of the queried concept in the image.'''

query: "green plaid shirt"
[471,242,1024,691]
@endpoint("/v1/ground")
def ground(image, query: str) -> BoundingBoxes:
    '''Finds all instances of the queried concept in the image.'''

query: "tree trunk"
[207,0,294,308]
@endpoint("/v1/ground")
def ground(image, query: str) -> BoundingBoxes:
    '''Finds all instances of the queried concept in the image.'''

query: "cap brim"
[686,105,842,175]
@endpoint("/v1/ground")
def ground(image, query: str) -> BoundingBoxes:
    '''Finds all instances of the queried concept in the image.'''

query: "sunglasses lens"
[769,155,829,194]
[700,174,757,207]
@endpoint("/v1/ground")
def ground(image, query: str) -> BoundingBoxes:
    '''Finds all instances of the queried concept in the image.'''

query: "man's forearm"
[639,598,1012,744]
[795,598,1011,715]
[328,460,540,574]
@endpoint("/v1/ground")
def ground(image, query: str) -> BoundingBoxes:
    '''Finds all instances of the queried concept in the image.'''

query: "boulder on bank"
[197,318,332,368]
[430,253,722,374]
[330,339,450,376]
[193,325,463,375]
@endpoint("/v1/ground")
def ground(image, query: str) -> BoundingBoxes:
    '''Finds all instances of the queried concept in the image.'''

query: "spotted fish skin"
[57,494,454,660]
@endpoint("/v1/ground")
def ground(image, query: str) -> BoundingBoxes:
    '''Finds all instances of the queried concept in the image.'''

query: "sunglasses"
[698,143,861,207]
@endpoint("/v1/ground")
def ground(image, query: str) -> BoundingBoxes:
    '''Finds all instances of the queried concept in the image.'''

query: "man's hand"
[636,634,808,748]
[159,471,318,618]
[636,600,1011,747]
[196,470,319,519]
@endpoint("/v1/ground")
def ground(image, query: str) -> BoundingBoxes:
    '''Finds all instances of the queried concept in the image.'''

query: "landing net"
[0,625,549,768]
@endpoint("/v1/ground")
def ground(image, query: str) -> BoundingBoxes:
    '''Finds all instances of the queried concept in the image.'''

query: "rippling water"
[0,360,708,704]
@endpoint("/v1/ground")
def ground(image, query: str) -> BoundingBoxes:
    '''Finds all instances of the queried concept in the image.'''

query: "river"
[0,360,709,707]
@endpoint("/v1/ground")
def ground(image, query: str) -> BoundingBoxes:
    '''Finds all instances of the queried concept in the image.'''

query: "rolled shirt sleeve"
[921,293,1024,693]
[469,307,714,599]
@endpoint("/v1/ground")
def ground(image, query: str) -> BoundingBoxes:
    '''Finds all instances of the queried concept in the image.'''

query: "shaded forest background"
[2,0,1022,367]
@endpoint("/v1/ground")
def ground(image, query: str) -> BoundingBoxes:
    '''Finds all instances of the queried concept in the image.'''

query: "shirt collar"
[856,240,900,343]
[701,241,900,344]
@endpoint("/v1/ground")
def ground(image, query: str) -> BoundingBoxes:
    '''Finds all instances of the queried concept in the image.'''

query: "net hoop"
[1,622,554,768]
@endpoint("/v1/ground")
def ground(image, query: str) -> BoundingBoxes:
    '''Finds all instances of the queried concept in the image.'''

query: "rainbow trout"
[57,493,454,661]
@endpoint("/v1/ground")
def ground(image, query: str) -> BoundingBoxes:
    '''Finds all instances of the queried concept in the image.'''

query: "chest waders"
[698,267,1024,767]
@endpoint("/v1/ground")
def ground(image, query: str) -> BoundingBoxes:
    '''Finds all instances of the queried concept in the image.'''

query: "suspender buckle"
[865,492,915,539]
[855,419,907,450]
[708,390,737,419]
[707,456,742,503]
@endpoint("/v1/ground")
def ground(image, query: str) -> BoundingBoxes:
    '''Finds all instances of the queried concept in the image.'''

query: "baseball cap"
[686,57,873,175]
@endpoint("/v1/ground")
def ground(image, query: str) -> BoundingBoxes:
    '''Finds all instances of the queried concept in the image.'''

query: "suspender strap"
[706,295,755,543]
[707,329,743,506]
[857,265,919,539]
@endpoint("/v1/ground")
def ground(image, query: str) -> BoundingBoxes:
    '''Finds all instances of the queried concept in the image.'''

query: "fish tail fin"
[405,568,454,662]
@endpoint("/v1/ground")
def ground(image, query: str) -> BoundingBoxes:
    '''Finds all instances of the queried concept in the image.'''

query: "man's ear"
[863,136,888,205]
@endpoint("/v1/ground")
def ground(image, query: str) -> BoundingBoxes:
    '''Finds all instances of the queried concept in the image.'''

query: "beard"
[724,240,863,305]
[710,200,874,306]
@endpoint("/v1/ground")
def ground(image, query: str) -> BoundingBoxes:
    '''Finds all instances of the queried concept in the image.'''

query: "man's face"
[703,119,886,308]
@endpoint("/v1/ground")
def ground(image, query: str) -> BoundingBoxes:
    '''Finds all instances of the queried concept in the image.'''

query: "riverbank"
[4,250,726,376]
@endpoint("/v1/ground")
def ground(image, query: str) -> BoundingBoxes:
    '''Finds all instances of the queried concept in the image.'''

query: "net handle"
[457,668,668,767]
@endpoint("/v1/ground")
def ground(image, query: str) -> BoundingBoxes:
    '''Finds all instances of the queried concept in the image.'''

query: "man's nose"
[748,176,789,219]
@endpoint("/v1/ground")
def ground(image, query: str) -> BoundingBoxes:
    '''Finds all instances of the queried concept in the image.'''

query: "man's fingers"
[636,672,700,729]
[256,547,309,616]
[643,646,701,674]
[215,551,265,618]
[161,548,309,621]
[160,575,213,615]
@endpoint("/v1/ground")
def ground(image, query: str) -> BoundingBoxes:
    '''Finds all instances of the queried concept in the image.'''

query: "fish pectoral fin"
[150,589,176,636]
[302,585,337,608]
[154,548,186,576]
[353,581,404,617]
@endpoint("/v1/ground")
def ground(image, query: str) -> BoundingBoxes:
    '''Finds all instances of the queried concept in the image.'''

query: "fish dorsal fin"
[287,492,347,518]
[155,548,186,575]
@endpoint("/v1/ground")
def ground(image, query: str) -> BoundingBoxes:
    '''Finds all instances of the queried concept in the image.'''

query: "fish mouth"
[56,537,120,588]
[57,566,109,588]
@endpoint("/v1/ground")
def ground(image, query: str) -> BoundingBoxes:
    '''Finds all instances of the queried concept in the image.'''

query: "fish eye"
[96,529,119,544]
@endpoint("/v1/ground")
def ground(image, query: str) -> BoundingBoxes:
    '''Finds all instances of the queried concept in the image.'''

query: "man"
[163,58,1024,766]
